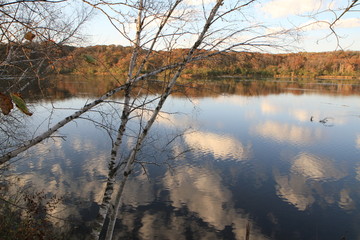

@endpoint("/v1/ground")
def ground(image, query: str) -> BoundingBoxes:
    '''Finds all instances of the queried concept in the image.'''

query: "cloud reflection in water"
[291,152,346,181]
[252,121,323,145]
[184,131,251,161]
[275,173,315,211]
[163,166,268,240]
[275,152,348,211]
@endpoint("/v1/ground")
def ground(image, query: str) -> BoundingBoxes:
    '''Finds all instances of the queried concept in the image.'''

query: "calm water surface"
[2,78,360,239]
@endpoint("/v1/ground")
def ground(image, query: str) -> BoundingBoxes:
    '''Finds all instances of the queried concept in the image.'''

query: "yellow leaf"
[10,93,33,116]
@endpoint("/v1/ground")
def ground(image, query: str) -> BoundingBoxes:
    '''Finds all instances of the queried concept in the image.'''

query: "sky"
[82,0,360,52]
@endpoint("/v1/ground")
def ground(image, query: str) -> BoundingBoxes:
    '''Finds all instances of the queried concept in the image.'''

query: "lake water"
[1,78,360,239]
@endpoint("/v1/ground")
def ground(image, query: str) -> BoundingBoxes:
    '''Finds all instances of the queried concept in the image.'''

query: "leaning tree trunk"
[103,1,224,239]
[90,1,185,238]
[89,0,145,237]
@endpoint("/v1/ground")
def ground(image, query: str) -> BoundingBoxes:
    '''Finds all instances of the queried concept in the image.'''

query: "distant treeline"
[56,45,360,79]
[2,43,358,79]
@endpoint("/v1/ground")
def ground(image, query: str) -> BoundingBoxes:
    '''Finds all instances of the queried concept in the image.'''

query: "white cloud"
[262,0,322,18]
[301,18,360,32]
[184,0,216,6]
[334,18,360,29]
[300,20,329,31]
[264,27,286,35]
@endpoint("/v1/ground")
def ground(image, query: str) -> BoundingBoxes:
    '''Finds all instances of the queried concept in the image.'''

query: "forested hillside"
[6,44,359,79]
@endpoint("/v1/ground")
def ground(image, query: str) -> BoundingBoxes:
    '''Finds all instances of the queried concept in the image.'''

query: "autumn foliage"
[55,45,360,79]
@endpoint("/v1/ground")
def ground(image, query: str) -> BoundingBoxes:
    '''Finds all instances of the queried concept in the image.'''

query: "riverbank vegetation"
[1,43,359,82]
[54,45,360,79]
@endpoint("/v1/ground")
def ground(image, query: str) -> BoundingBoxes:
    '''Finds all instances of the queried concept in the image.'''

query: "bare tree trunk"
[91,1,187,238]
[103,1,224,239]
[90,1,145,238]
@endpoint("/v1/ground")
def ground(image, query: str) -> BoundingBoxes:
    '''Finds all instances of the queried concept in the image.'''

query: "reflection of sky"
[356,165,360,181]
[259,94,360,124]
[163,165,268,240]
[291,152,346,181]
[274,151,351,212]
[339,189,356,211]
[4,80,360,239]
[252,121,323,145]
[6,101,113,225]
[261,101,281,114]
[184,131,251,161]
[275,172,315,211]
